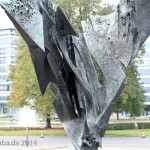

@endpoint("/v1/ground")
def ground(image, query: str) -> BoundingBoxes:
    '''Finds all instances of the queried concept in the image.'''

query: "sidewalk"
[0,146,149,150]
[0,146,73,150]
[0,136,149,150]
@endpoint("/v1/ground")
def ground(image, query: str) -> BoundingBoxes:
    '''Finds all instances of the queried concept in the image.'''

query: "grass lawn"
[0,128,66,136]
[0,128,149,136]
[0,118,60,123]
[0,118,14,122]
[106,129,150,136]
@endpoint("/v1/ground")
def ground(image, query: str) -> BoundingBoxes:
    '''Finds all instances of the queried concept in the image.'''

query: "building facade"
[138,38,150,115]
[0,28,18,114]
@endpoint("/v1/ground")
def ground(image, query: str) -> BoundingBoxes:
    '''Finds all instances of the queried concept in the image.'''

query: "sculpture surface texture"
[0,0,150,149]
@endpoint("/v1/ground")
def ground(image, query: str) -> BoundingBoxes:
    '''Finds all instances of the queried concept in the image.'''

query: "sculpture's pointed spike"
[0,1,5,7]
[0,0,45,52]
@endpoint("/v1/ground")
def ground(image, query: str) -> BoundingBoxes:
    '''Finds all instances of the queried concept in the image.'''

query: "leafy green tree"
[8,34,54,128]
[51,0,113,33]
[114,47,146,120]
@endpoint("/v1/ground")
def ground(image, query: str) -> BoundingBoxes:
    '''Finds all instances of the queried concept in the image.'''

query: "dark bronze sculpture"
[0,0,150,149]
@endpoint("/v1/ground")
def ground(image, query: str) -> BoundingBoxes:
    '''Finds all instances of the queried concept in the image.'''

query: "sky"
[0,7,14,29]
[101,0,120,6]
[0,0,14,29]
[0,0,120,29]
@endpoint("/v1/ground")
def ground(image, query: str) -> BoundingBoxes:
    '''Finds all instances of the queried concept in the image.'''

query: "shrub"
[138,123,150,129]
[108,123,136,130]
[108,123,150,130]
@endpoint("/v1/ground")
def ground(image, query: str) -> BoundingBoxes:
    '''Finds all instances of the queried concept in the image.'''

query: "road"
[102,136,150,150]
[0,136,149,149]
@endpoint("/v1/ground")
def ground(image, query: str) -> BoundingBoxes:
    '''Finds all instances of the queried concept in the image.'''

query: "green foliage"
[0,129,66,136]
[138,123,150,129]
[99,5,114,15]
[106,129,150,136]
[108,123,150,130]
[114,45,146,118]
[8,34,54,118]
[108,123,136,130]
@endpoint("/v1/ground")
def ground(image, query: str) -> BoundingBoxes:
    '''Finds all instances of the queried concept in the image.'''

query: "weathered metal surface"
[0,0,150,149]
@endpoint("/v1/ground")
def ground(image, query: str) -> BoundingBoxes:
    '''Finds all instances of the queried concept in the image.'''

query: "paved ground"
[0,136,149,150]
[102,136,150,150]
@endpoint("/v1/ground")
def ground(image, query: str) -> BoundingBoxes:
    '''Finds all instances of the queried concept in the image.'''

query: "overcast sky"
[0,7,14,29]
[101,0,119,6]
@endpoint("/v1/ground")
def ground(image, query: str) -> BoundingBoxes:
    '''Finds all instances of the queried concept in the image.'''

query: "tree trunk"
[45,118,51,128]
[117,109,120,120]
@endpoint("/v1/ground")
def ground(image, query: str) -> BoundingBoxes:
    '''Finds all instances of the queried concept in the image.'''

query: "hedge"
[107,123,150,130]
[0,123,150,131]
[108,123,136,130]
[138,123,150,129]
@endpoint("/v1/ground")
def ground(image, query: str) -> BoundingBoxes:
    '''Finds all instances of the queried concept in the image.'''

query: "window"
[0,75,7,81]
[11,38,18,45]
[0,97,7,101]
[0,29,16,36]
[0,48,6,55]
[0,37,18,46]
[0,57,6,64]
[138,69,150,76]
[146,96,150,102]
[143,51,150,58]
[11,56,15,64]
[0,84,10,91]
[140,78,150,84]
[0,67,7,73]
[0,38,8,45]
[144,87,150,93]
[139,60,150,66]
[10,47,15,55]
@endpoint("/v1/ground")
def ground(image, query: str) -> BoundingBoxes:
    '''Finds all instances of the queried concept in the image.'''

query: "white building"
[138,38,150,114]
[0,28,18,114]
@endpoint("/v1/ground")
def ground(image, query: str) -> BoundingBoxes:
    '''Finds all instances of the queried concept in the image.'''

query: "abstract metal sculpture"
[0,0,150,149]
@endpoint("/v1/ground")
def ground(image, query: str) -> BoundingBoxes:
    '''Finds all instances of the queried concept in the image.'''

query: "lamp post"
[26,127,29,147]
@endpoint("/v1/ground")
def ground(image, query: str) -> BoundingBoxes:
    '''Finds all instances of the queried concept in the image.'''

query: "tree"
[51,0,113,33]
[114,46,146,120]
[8,34,54,128]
